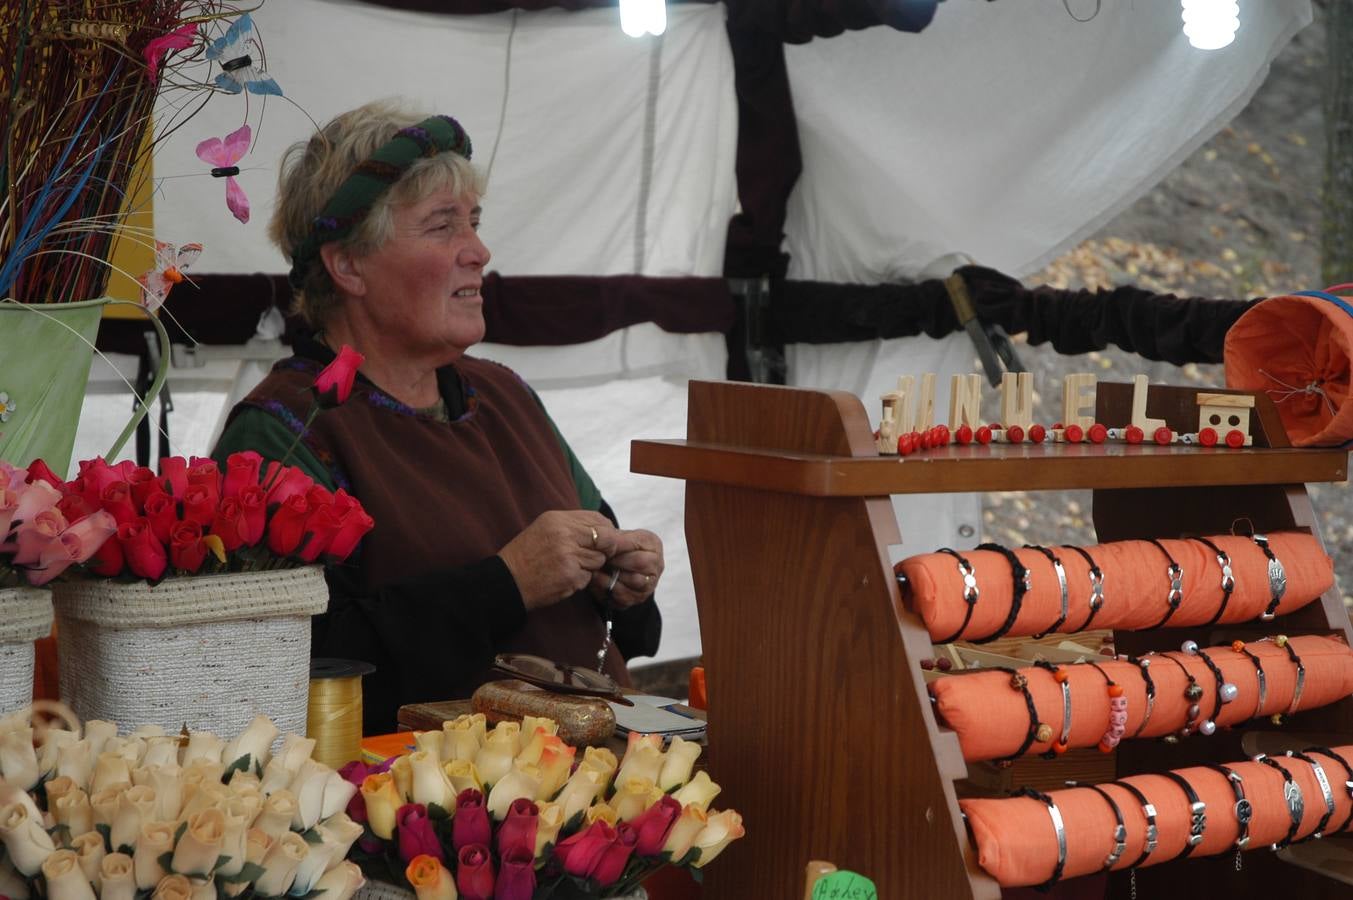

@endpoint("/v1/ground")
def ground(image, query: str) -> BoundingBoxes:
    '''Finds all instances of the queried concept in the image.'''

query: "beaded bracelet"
[1180,641,1238,735]
[1033,660,1072,756]
[1114,779,1158,900]
[1253,753,1304,849]
[1066,781,1127,870]
[1152,652,1205,739]
[1124,655,1157,739]
[1025,545,1068,638]
[1204,763,1252,871]
[1230,640,1269,719]
[1062,544,1105,630]
[1304,746,1353,835]
[1192,536,1236,626]
[1287,750,1336,840]
[1145,538,1185,629]
[1251,533,1287,621]
[1161,770,1208,858]
[973,542,1030,643]
[934,547,979,643]
[1260,634,1306,721]
[1014,787,1067,890]
[1086,661,1127,752]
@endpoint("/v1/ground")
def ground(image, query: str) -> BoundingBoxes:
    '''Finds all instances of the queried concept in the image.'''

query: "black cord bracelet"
[1014,787,1067,890]
[970,666,1048,765]
[1124,655,1157,739]
[1114,780,1159,871]
[1025,544,1068,638]
[1153,652,1204,739]
[1180,641,1238,735]
[973,542,1029,643]
[1192,536,1235,625]
[1305,746,1353,836]
[1287,750,1337,840]
[1062,544,1105,630]
[1204,763,1252,870]
[1254,754,1304,849]
[1161,770,1208,859]
[1261,635,1306,720]
[1066,781,1128,870]
[934,547,979,643]
[1251,533,1287,621]
[1144,538,1185,629]
[1230,640,1269,719]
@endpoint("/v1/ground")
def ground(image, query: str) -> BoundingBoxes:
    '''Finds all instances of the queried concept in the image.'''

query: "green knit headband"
[287,115,473,290]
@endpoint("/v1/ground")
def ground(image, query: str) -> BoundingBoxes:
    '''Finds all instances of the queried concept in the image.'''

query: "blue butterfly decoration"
[206,14,283,96]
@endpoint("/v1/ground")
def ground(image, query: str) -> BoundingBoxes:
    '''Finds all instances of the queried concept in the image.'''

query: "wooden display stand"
[631,380,1352,900]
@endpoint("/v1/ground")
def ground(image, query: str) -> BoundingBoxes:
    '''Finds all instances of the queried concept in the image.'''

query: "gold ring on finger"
[590,526,599,548]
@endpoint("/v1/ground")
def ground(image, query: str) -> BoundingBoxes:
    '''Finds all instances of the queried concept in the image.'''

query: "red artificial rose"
[55,493,94,524]
[187,460,220,508]
[117,517,168,581]
[266,494,310,557]
[209,497,246,552]
[143,492,178,545]
[112,460,137,481]
[313,344,365,408]
[127,466,161,509]
[452,789,491,854]
[629,793,681,856]
[25,458,63,488]
[324,490,374,561]
[555,821,616,881]
[237,485,266,546]
[496,798,538,862]
[493,846,536,900]
[263,463,314,507]
[100,481,137,526]
[590,821,639,887]
[169,520,208,573]
[87,530,125,576]
[182,483,217,528]
[159,456,189,497]
[396,804,444,865]
[222,450,263,500]
[78,458,121,500]
[297,500,344,563]
[455,843,494,900]
[306,485,333,508]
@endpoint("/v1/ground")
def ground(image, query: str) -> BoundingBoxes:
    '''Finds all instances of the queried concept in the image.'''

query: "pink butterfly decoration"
[196,124,252,224]
[137,241,203,313]
[143,22,199,85]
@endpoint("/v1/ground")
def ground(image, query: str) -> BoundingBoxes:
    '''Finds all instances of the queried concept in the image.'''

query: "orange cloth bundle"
[902,532,1331,643]
[962,747,1353,887]
[931,636,1353,761]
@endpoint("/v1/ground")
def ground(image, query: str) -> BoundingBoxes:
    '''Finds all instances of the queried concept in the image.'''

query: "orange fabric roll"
[904,532,1332,642]
[931,636,1353,761]
[962,747,1353,888]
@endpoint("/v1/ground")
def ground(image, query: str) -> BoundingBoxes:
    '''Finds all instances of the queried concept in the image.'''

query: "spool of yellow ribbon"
[308,658,374,769]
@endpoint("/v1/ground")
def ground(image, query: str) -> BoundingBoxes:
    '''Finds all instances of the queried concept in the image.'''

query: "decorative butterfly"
[142,22,198,85]
[205,14,282,96]
[196,124,251,224]
[137,241,203,313]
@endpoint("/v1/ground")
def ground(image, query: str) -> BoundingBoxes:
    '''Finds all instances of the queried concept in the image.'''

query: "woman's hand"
[498,510,622,611]
[591,528,664,609]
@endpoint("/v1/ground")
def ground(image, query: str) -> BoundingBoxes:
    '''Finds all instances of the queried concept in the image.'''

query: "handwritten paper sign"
[811,871,878,900]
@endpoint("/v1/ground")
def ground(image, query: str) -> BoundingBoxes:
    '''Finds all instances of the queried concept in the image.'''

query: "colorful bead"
[1232,640,1246,653]
[1181,640,1199,654]
[1220,682,1238,703]
[1036,723,1054,743]
[1275,635,1289,648]
[1011,673,1028,690]
[1200,720,1217,736]
[1108,684,1125,698]
[1186,683,1204,701]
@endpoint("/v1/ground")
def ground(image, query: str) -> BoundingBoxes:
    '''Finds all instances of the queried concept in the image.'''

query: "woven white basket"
[0,586,53,715]
[53,566,328,736]
[353,880,647,900]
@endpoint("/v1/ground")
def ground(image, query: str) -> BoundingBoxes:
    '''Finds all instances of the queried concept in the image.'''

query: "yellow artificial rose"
[99,853,136,900]
[41,849,96,900]
[409,750,452,809]
[287,759,331,831]
[171,807,226,876]
[413,730,444,759]
[534,801,565,861]
[534,738,576,800]
[0,799,57,875]
[182,732,225,766]
[555,767,606,824]
[690,810,745,868]
[405,854,458,900]
[70,830,106,888]
[612,778,663,822]
[391,755,414,803]
[441,715,485,764]
[0,855,30,899]
[486,765,541,820]
[360,773,403,840]
[314,861,366,900]
[489,721,522,755]
[253,831,308,897]
[614,743,663,792]
[110,785,156,854]
[520,716,558,739]
[660,804,707,859]
[584,802,618,827]
[442,759,483,797]
[254,789,297,840]
[222,716,278,774]
[473,729,517,788]
[150,873,192,900]
[132,820,176,889]
[672,770,721,812]
[657,736,702,791]
[52,788,94,837]
[0,728,40,791]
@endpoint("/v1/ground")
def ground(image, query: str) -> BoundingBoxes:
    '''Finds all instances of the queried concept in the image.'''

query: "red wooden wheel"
[1124,425,1144,444]
[1225,429,1246,448]
[1153,426,1173,446]
[1029,424,1047,444]
[1199,427,1218,447]
[1064,424,1084,443]
[1087,423,1107,444]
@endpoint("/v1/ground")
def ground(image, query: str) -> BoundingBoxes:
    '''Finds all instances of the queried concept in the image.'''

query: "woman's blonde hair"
[271,99,485,329]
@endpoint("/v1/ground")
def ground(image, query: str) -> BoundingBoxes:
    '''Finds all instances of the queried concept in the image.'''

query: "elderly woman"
[213,101,663,733]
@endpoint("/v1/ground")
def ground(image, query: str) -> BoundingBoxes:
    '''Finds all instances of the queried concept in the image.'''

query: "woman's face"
[351,187,490,358]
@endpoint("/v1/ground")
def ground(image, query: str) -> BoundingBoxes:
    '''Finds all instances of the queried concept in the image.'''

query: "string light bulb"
[620,0,666,37]
[1181,0,1239,50]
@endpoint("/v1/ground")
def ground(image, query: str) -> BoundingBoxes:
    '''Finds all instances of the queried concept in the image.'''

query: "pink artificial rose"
[590,821,639,887]
[25,459,63,488]
[454,844,494,900]
[99,481,137,526]
[12,509,67,565]
[452,789,491,854]
[554,821,616,881]
[27,511,117,586]
[237,485,267,546]
[116,517,168,581]
[263,463,314,507]
[495,798,538,862]
[143,492,178,545]
[629,793,681,856]
[493,846,536,900]
[0,487,17,538]
[266,493,310,557]
[223,450,263,500]
[14,479,61,525]
[159,456,189,497]
[396,804,444,865]
[313,345,365,408]
[209,497,246,552]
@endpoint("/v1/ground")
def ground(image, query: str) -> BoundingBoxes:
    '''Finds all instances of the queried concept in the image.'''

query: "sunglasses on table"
[490,653,634,706]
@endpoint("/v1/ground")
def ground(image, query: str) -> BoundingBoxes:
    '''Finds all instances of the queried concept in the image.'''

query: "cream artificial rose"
[533,737,575,800]
[257,758,294,796]
[313,861,365,900]
[99,853,136,900]
[585,802,618,827]
[189,877,215,900]
[317,811,365,861]
[70,830,106,888]
[409,750,451,809]
[83,721,117,757]
[103,737,146,765]
[288,840,336,896]
[110,785,156,853]
[52,788,94,837]
[514,730,547,767]
[672,771,721,812]
[138,765,184,821]
[390,755,413,803]
[132,820,176,889]
[440,716,483,764]
[287,759,331,831]
[44,775,78,806]
[215,799,252,877]
[184,761,227,788]
[178,781,229,822]
[253,831,308,896]
[276,734,316,773]
[0,855,30,899]
[520,716,558,739]
[472,731,516,788]
[614,744,663,792]
[131,725,165,739]
[151,873,192,900]
[171,807,226,876]
[222,828,271,900]
[578,746,618,783]
[555,767,606,824]
[0,728,40,791]
[227,791,261,828]
[56,741,95,791]
[227,771,261,794]
[413,730,444,759]
[360,774,401,841]
[89,785,125,830]
[660,804,708,859]
[221,716,278,774]
[405,855,457,900]
[486,766,541,820]
[91,752,133,794]
[36,729,78,778]
[442,760,483,797]
[0,799,57,875]
[612,778,662,822]
[690,810,744,868]
[41,848,96,900]
[140,738,180,770]
[488,721,522,755]
[657,736,702,792]
[534,801,565,860]
[319,769,357,821]
[182,732,225,766]
[254,790,297,840]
